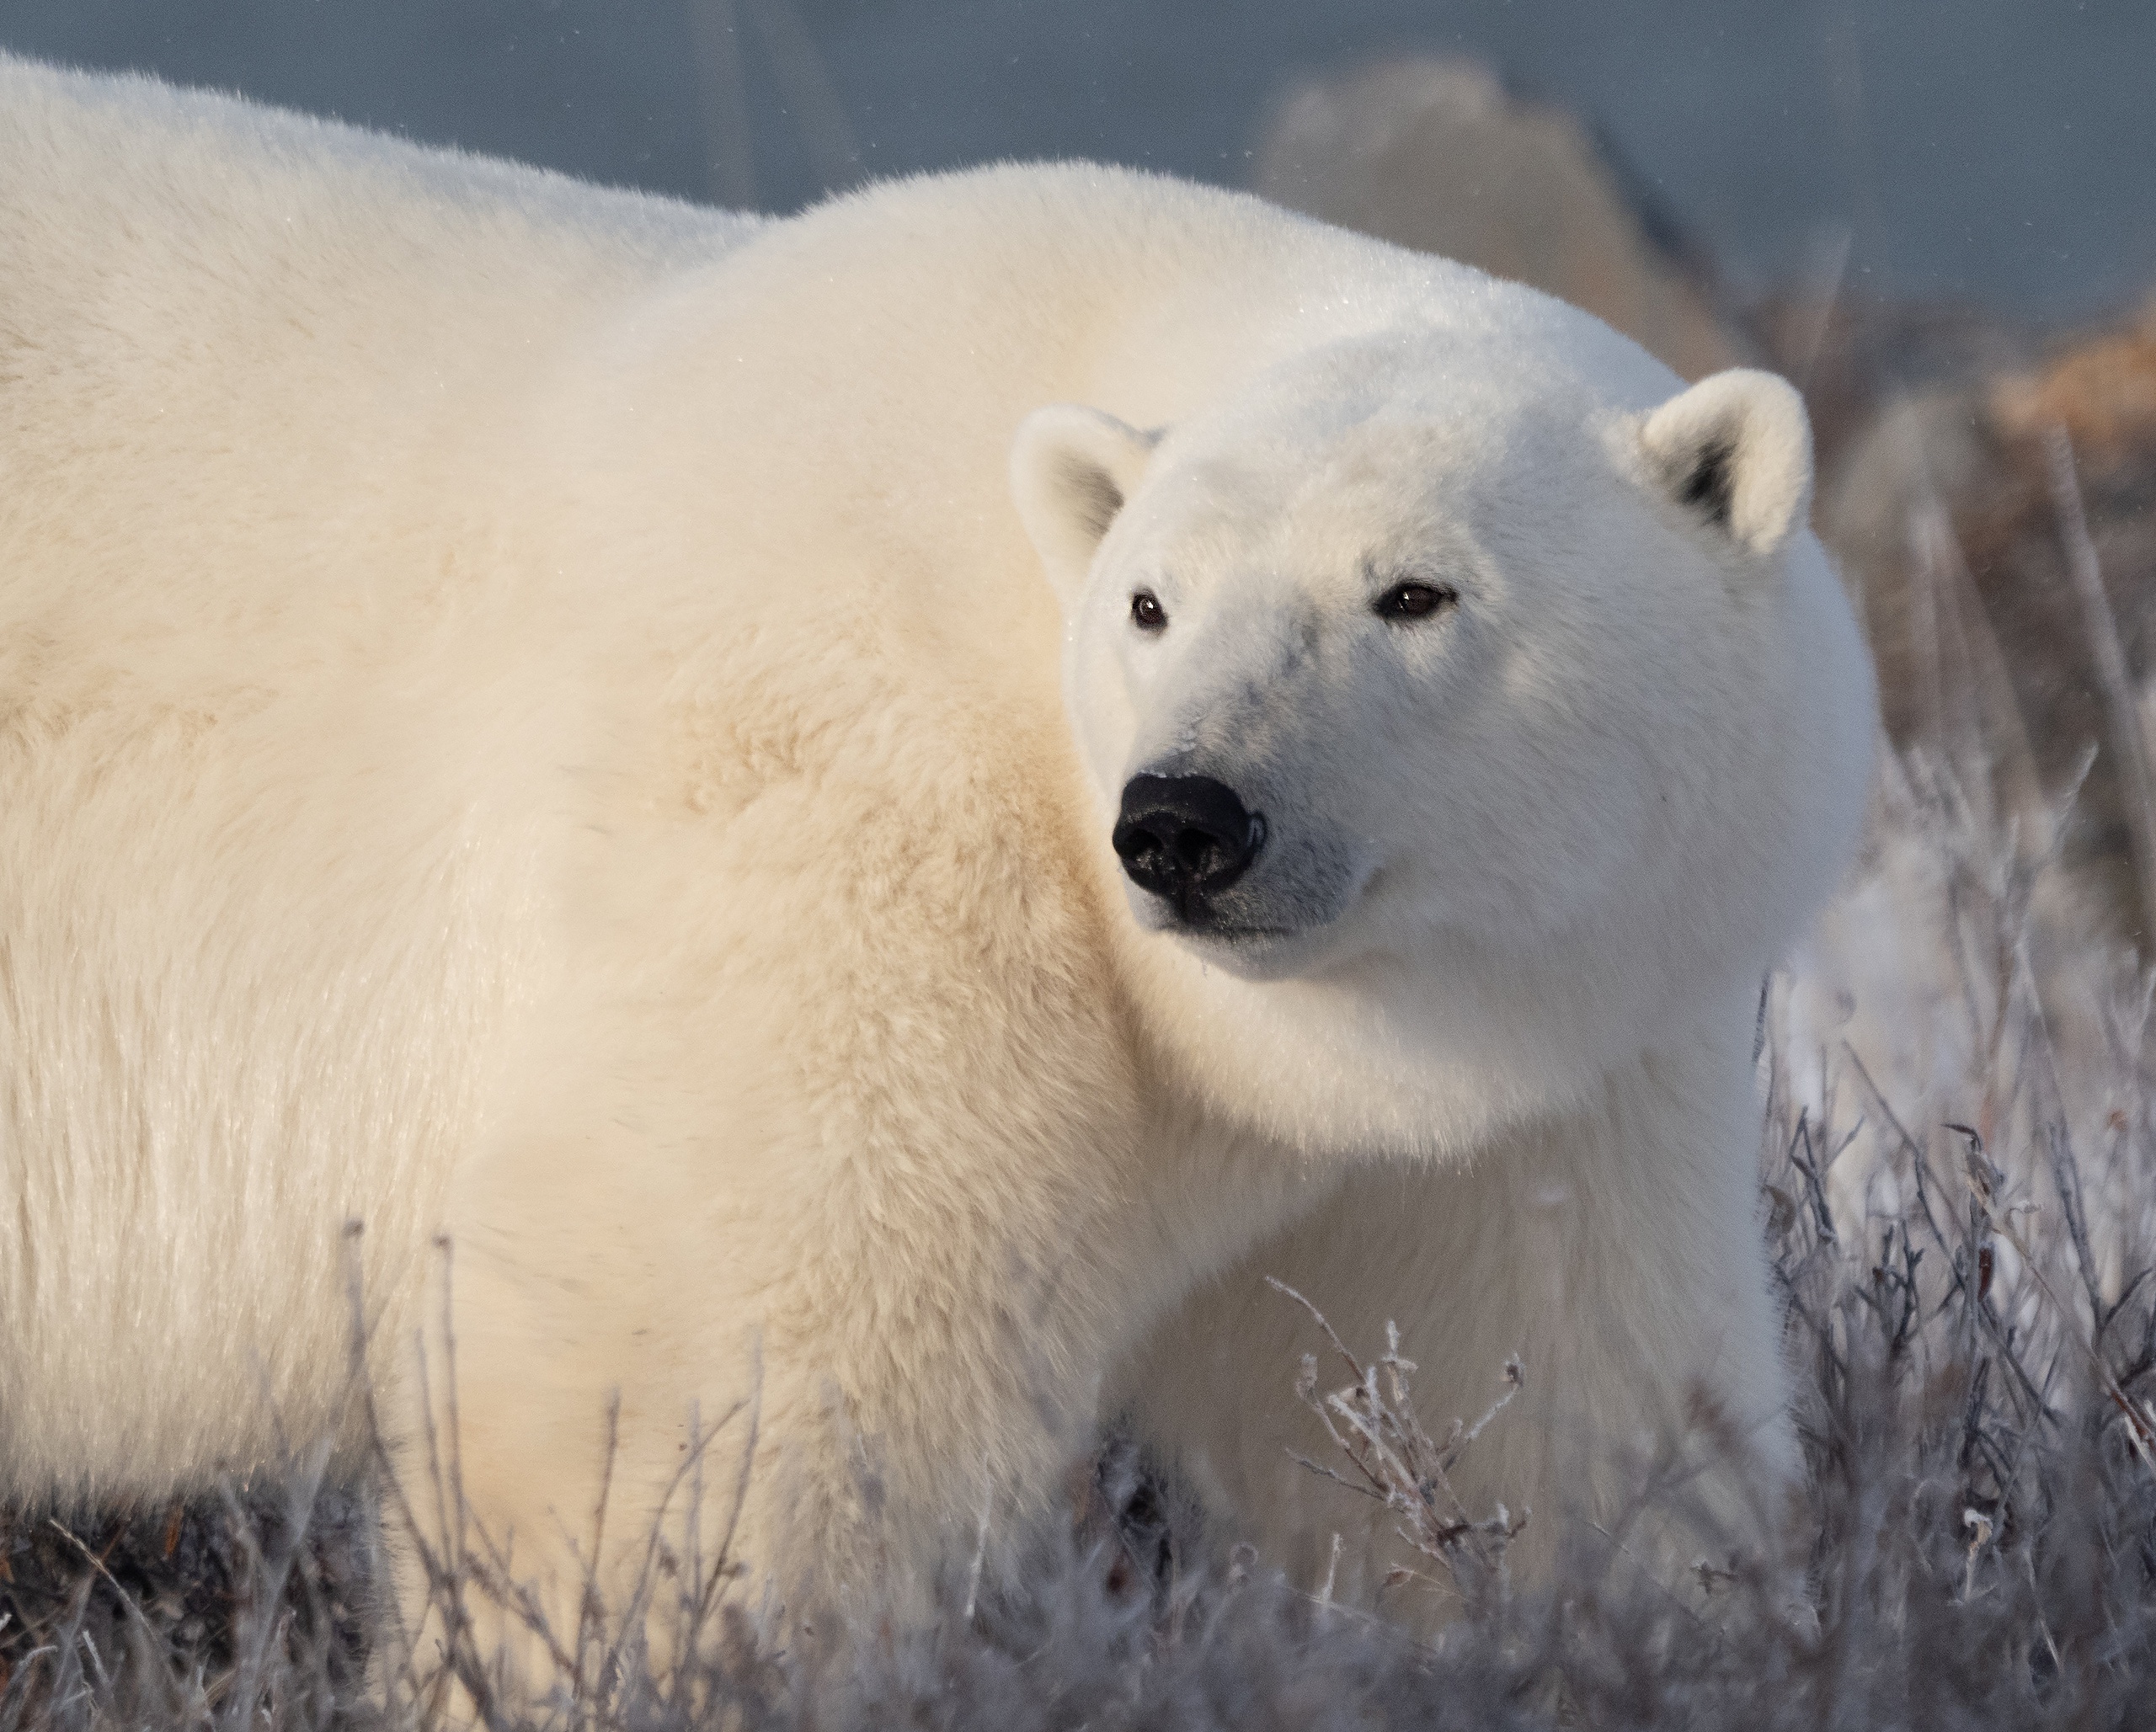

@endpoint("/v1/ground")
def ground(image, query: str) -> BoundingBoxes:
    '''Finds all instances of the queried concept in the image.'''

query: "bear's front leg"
[1111,1003,1794,1618]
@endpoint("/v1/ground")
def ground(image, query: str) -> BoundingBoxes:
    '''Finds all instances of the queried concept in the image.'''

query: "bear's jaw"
[1109,867,1774,1162]
[1135,907,1348,983]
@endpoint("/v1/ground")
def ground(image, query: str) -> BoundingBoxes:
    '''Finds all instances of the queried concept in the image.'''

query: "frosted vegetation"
[3,705,2154,1729]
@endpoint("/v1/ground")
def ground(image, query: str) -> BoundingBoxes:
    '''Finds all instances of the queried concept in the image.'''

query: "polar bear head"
[1011,331,1875,1154]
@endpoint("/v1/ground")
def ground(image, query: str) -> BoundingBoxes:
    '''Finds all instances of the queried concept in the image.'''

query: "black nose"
[1113,775,1264,904]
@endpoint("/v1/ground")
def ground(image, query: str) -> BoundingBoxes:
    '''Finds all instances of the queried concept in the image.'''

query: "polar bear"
[0,55,1875,1628]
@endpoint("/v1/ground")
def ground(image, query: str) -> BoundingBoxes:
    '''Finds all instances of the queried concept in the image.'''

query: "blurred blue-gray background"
[0,1,2146,322]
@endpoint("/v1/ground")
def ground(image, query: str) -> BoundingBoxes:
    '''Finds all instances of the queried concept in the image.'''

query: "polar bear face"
[1013,331,1875,1149]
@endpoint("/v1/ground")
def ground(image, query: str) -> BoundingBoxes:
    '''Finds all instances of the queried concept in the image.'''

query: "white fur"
[0,55,1876,1621]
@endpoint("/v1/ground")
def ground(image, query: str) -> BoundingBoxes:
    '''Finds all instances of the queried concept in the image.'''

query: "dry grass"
[5,736,2153,1730]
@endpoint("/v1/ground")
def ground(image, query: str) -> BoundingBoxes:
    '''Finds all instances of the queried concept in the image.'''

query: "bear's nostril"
[1112,774,1263,909]
[1173,828,1218,874]
[1113,827,1162,868]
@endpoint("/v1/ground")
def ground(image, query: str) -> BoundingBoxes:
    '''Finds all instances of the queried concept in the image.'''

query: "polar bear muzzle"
[1112,773,1267,922]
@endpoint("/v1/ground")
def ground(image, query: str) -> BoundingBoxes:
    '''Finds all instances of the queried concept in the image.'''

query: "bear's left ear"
[1639,369,1813,559]
[1010,404,1161,604]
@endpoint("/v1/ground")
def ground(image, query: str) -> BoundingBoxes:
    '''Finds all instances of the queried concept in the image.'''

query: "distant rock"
[1823,297,2156,950]
[1251,56,1740,381]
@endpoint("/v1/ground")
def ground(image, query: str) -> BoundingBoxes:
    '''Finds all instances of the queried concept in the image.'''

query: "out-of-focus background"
[6,1,2156,1100]
[4,1,2138,314]
[2,3,2147,317]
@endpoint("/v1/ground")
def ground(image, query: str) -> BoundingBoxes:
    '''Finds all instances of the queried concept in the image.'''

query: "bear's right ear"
[1010,405,1161,604]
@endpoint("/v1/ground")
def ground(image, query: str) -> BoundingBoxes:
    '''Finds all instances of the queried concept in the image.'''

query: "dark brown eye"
[1131,590,1167,632]
[1374,580,1456,622]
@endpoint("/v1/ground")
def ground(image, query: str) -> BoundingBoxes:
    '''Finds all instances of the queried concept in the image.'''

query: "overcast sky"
[3,1,2147,322]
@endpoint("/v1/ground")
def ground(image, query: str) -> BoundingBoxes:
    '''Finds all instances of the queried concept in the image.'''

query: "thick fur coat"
[0,57,1875,1618]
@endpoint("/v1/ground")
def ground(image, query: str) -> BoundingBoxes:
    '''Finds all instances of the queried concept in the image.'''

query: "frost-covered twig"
[1267,1278,1526,1606]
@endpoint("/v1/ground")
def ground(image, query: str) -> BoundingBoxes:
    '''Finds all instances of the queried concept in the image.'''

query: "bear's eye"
[1130,590,1167,632]
[1373,581,1457,623]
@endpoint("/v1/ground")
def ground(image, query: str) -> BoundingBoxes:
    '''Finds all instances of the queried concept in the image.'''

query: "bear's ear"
[1010,404,1161,602]
[1639,369,1814,559]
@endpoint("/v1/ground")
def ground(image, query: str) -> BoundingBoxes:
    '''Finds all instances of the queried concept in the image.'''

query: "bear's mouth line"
[1161,912,1302,943]
[1155,862,1378,946]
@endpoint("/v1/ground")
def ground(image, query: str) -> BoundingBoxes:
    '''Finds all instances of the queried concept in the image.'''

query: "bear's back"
[0,58,766,1501]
